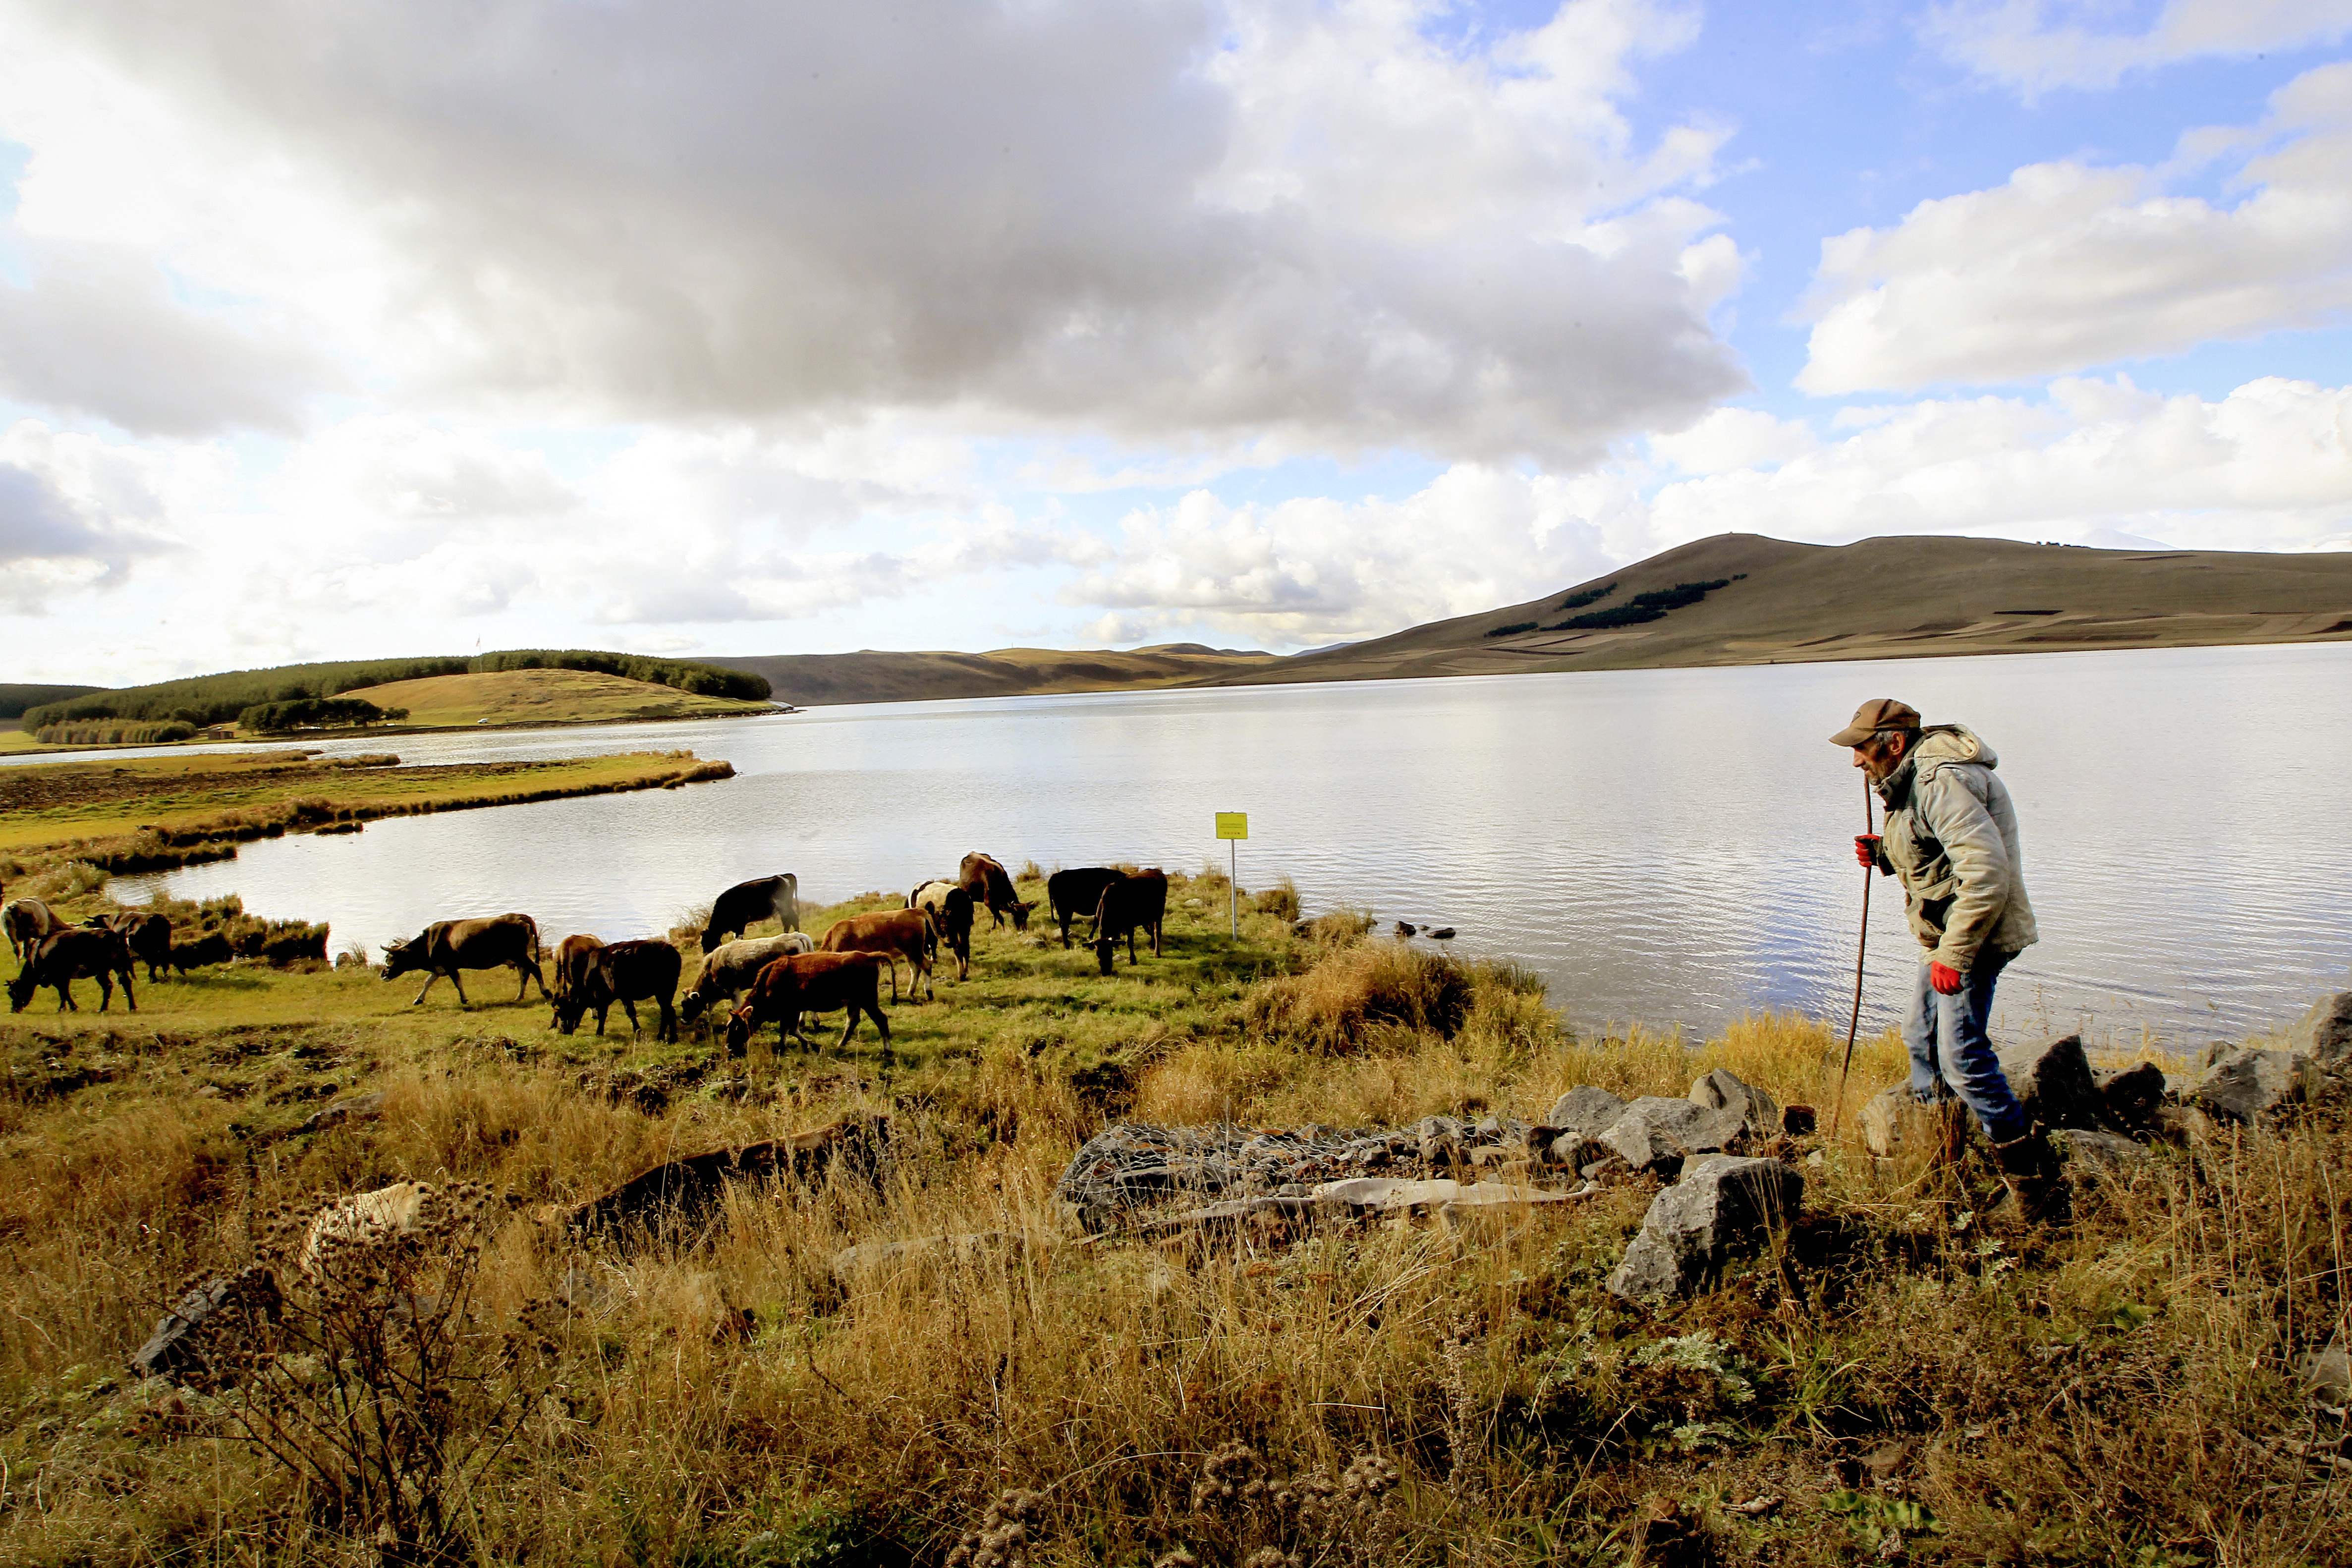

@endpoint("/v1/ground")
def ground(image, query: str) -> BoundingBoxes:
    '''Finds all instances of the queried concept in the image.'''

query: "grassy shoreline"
[1,863,2342,1567]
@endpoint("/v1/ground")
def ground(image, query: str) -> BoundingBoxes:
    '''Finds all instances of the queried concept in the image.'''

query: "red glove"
[1930,961,1963,995]
[1854,834,1881,869]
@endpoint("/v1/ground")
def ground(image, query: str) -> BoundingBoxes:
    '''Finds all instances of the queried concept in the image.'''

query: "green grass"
[353,667,774,728]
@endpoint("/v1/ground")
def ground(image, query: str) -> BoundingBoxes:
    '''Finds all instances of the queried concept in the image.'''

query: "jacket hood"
[1913,724,1996,771]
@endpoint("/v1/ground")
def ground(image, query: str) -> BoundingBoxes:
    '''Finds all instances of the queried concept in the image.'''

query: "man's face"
[1851,729,1910,781]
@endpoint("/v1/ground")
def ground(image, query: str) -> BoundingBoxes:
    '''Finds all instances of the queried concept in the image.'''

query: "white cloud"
[1647,406,1818,473]
[0,419,195,610]
[1799,62,2352,392]
[1928,0,2352,95]
[0,0,1743,464]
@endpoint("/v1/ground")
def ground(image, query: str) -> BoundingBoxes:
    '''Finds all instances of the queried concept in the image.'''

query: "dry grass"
[1,901,2344,1567]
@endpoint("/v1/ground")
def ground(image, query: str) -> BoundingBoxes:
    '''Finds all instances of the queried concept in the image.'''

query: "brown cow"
[908,880,974,981]
[1092,870,1169,976]
[1046,868,1123,951]
[819,908,935,1002]
[86,910,172,982]
[379,913,548,1006]
[3,897,68,963]
[555,939,681,1041]
[549,934,604,1021]
[9,927,137,1013]
[724,952,891,1060]
[957,852,1034,932]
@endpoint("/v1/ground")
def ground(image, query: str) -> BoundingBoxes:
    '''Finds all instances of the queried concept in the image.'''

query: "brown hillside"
[711,643,1277,707]
[1195,533,2352,687]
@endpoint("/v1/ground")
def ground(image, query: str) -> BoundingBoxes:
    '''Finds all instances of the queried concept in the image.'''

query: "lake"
[103,642,2352,1054]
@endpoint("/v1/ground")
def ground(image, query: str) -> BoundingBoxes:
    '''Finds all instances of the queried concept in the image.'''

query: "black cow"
[379,913,548,1007]
[1092,870,1168,976]
[9,927,137,1013]
[1046,868,1124,951]
[908,880,975,981]
[724,952,891,1061]
[555,939,681,1041]
[957,853,1034,931]
[85,910,172,982]
[699,874,800,953]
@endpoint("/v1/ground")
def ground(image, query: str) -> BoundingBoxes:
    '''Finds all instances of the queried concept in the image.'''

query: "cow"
[908,880,975,981]
[8,927,137,1013]
[3,897,68,963]
[168,931,234,974]
[723,952,891,1061]
[1092,870,1169,976]
[379,913,548,1007]
[550,934,605,1009]
[818,909,935,1003]
[554,939,681,1041]
[85,910,172,982]
[679,932,816,1025]
[699,874,800,953]
[1046,868,1124,951]
[957,852,1034,932]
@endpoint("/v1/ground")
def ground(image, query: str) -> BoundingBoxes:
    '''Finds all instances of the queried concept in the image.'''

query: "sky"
[1,0,2349,686]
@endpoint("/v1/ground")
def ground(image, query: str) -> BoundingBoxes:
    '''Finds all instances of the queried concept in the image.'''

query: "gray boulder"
[2283,992,2352,1065]
[2091,1063,2167,1133]
[1606,1156,1803,1301]
[1689,1068,1780,1140]
[2053,1127,2152,1173]
[1542,1086,1626,1140]
[131,1272,281,1382]
[2299,1338,2350,1412]
[1596,1097,1743,1172]
[1860,1084,1956,1159]
[1995,1033,2105,1130]
[2190,1048,2318,1123]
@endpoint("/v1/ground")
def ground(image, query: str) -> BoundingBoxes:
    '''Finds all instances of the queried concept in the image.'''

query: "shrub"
[1484,621,1538,638]
[238,697,395,732]
[1558,579,1618,610]
[1252,877,1301,921]
[32,719,197,745]
[1548,577,1732,631]
[1246,941,1475,1050]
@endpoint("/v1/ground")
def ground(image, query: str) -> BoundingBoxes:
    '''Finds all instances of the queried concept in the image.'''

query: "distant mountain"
[709,644,1280,707]
[1190,533,2352,689]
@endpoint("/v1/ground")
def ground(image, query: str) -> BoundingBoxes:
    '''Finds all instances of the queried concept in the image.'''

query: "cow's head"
[679,990,709,1025]
[7,965,36,1012]
[1093,931,1119,976]
[724,1004,756,1057]
[1009,899,1035,933]
[698,926,722,955]
[377,935,426,981]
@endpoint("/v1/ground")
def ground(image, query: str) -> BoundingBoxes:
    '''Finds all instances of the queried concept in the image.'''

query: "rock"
[2190,1049,2318,1124]
[1689,1068,1781,1140]
[1605,1156,1803,1301]
[298,1090,385,1134]
[1861,1088,1974,1161]
[1781,1104,1818,1137]
[2283,992,2352,1064]
[1543,1085,1627,1140]
[2298,1338,2350,1411]
[1311,1177,1592,1213]
[1426,927,1456,940]
[1862,1438,1914,1481]
[1394,921,1417,938]
[301,1181,432,1275]
[1597,1098,1742,1172]
[2092,1063,2167,1133]
[564,1118,886,1238]
[130,1271,281,1382]
[2052,1127,2151,1172]
[1994,1032,2104,1130]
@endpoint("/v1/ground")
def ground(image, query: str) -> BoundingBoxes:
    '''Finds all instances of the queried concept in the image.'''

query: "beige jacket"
[1868,725,2037,973]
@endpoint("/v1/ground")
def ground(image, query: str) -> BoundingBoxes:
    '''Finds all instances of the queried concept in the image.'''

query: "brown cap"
[1829,698,1920,747]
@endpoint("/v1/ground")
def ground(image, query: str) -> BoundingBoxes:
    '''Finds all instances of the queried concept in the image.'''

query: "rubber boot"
[1987,1131,2070,1228]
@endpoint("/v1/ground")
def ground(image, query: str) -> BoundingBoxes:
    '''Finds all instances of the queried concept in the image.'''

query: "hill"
[0,682,108,721]
[1194,534,2352,688]
[710,643,1278,706]
[352,668,776,728]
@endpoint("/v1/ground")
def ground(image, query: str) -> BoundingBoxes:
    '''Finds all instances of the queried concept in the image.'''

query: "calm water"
[105,643,2352,1053]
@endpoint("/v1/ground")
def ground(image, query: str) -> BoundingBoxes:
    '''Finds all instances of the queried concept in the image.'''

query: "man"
[1831,697,2065,1224]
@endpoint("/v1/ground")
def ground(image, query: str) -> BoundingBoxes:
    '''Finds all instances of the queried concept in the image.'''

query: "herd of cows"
[5,854,1174,1062]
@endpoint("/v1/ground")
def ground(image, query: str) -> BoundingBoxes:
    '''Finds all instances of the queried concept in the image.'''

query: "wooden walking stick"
[1829,772,1875,1140]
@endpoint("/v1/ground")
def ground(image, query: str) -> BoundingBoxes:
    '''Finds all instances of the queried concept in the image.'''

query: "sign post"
[1215,812,1248,938]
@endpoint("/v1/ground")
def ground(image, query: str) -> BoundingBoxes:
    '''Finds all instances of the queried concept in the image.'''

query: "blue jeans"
[1903,948,2029,1144]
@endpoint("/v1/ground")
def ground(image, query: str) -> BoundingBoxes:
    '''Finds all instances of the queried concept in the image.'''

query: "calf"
[1046,868,1123,951]
[679,932,815,1024]
[3,897,67,963]
[699,873,800,953]
[8,927,138,1013]
[909,880,974,981]
[819,908,935,1002]
[379,913,547,1007]
[1092,870,1169,976]
[724,952,891,1061]
[86,910,172,982]
[957,852,1034,932]
[555,939,682,1041]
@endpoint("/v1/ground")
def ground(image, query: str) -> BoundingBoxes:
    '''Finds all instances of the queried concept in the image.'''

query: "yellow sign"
[1215,812,1249,840]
